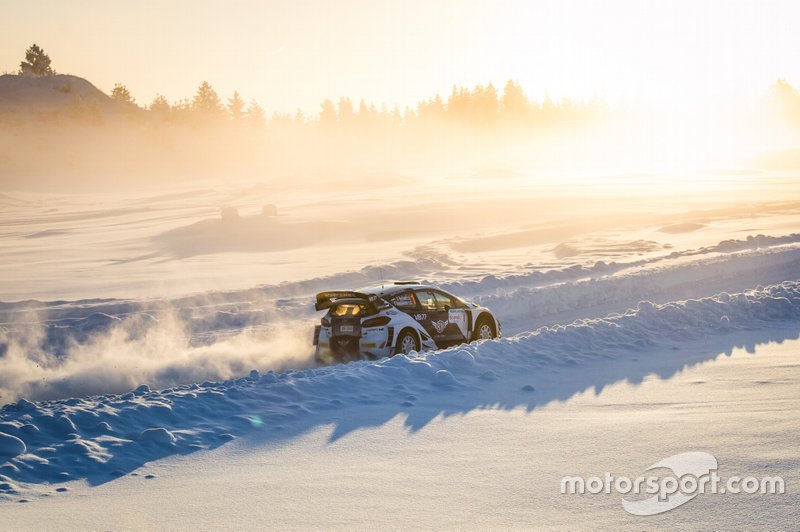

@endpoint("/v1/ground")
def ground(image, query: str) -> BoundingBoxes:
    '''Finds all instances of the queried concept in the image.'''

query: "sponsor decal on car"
[448,309,469,338]
[448,310,465,324]
[414,313,428,321]
[432,320,449,334]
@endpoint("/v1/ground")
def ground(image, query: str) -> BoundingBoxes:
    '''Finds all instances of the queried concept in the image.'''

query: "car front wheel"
[474,316,496,341]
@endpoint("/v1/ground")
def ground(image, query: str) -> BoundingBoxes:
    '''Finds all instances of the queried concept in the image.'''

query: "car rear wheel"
[474,316,495,341]
[396,329,419,355]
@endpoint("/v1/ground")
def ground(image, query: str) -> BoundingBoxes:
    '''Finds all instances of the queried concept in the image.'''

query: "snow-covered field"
[1,170,799,528]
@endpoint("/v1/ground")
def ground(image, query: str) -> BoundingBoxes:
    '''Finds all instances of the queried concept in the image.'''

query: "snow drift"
[2,232,799,404]
[0,280,797,496]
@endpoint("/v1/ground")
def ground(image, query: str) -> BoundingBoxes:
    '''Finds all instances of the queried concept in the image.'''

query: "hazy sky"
[2,0,799,114]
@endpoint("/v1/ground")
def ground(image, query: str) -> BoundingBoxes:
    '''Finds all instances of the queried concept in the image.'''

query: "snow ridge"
[1,235,798,405]
[1,280,798,496]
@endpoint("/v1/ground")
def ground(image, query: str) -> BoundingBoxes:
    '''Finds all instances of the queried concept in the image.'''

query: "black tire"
[473,315,496,341]
[396,329,420,355]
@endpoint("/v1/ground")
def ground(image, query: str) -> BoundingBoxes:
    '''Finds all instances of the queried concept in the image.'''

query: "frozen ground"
[1,285,798,529]
[1,170,799,528]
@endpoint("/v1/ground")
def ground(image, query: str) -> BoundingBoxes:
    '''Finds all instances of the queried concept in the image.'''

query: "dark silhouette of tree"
[501,80,530,122]
[469,83,499,124]
[338,97,355,126]
[447,85,473,122]
[245,100,265,128]
[111,83,135,104]
[192,81,223,117]
[356,99,371,130]
[228,91,245,121]
[19,44,54,76]
[149,94,171,117]
[319,99,337,129]
[418,94,445,124]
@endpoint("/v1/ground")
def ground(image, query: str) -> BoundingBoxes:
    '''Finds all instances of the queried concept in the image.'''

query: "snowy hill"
[0,74,129,115]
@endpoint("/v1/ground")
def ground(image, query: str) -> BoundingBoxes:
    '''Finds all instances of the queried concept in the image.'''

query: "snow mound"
[0,432,26,459]
[0,280,798,493]
[139,428,176,445]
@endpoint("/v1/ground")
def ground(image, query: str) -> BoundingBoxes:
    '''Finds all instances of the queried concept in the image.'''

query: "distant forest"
[4,44,610,131]
[7,43,800,132]
[3,44,800,189]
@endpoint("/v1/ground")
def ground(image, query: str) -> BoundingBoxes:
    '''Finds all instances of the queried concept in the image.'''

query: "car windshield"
[331,303,367,316]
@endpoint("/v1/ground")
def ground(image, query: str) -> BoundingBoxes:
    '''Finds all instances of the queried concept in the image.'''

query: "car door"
[432,290,470,343]
[413,290,451,345]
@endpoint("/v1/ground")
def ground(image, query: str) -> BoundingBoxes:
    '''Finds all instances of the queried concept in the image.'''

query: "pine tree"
[192,81,223,117]
[501,80,530,121]
[228,91,245,121]
[541,92,556,122]
[19,44,53,76]
[319,99,337,129]
[338,97,355,125]
[245,100,265,128]
[111,83,135,104]
[149,94,171,117]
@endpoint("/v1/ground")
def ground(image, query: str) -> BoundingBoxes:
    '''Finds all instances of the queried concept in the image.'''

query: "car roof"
[358,282,436,297]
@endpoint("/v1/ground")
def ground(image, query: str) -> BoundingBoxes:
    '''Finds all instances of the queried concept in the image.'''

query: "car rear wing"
[315,291,384,311]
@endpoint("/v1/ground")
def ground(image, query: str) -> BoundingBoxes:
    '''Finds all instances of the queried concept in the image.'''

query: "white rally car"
[313,282,501,362]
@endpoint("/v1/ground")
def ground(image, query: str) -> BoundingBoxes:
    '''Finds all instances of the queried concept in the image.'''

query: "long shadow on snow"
[320,326,800,442]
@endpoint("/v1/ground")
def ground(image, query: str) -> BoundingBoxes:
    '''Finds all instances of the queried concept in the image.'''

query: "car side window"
[415,290,438,311]
[390,291,417,310]
[433,291,455,311]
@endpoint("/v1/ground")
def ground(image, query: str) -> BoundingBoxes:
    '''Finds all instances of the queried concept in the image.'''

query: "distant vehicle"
[313,282,501,362]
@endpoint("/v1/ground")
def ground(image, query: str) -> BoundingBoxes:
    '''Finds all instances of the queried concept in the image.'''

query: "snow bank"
[475,245,800,329]
[1,281,798,494]
[1,233,798,404]
[439,233,800,297]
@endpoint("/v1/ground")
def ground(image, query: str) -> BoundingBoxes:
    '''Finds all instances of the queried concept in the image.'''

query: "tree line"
[14,43,800,137]
[12,44,608,133]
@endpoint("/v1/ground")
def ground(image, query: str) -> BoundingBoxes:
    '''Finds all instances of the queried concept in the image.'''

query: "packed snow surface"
[1,229,798,403]
[0,280,798,496]
[1,173,799,528]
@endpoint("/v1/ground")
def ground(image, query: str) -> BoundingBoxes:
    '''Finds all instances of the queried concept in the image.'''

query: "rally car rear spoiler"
[315,291,380,311]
